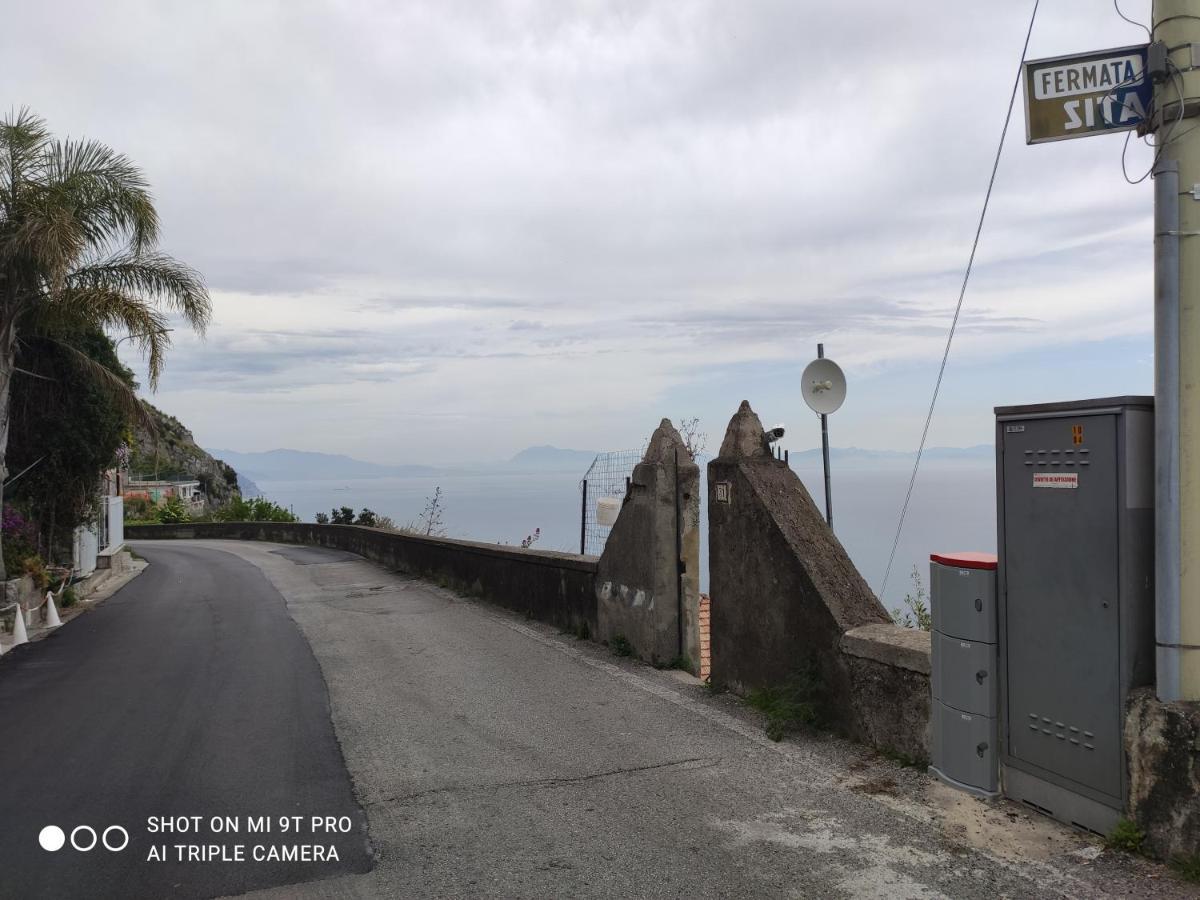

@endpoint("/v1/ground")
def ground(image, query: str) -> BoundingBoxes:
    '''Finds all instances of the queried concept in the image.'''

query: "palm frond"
[39,139,159,253]
[68,252,210,333]
[0,108,52,212]
[1,139,165,285]
[0,111,207,399]
[38,286,172,386]
[2,200,87,288]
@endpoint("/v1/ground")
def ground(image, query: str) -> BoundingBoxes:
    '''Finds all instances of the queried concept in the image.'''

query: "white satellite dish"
[802,345,846,530]
[801,357,847,416]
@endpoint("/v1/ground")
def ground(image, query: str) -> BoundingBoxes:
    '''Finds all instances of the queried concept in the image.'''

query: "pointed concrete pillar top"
[643,418,690,465]
[719,401,771,459]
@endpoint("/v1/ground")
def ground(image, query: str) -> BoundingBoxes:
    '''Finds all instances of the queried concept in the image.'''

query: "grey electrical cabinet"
[995,397,1155,835]
[929,552,1000,798]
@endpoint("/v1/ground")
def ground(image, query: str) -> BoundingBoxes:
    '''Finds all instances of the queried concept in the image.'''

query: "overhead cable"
[877,1,1040,602]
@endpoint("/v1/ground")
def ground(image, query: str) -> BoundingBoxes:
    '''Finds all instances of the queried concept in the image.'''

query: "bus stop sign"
[1024,44,1150,144]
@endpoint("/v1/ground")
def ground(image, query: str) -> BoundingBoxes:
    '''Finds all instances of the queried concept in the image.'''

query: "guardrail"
[126,522,599,635]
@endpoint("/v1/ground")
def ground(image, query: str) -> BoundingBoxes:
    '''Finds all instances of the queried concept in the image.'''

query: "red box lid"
[930,551,997,571]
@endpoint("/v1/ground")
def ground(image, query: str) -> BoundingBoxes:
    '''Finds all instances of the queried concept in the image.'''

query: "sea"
[254,461,996,610]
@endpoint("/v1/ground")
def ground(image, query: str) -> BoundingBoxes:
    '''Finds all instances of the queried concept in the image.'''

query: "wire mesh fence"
[578,448,644,556]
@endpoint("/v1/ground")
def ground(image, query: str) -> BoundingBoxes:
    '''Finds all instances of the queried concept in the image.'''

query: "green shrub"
[2,506,40,573]
[746,668,821,741]
[123,497,155,521]
[1105,819,1146,855]
[157,496,189,524]
[609,634,633,657]
[214,497,297,523]
[59,586,79,609]
[879,746,926,769]
[890,566,931,632]
[21,555,50,590]
[1171,853,1200,883]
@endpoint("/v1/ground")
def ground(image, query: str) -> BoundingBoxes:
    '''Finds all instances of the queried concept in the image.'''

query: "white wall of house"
[104,496,123,553]
[73,525,98,577]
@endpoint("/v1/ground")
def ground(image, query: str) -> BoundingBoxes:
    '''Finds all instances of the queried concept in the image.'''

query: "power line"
[1114,0,1151,39]
[877,0,1040,602]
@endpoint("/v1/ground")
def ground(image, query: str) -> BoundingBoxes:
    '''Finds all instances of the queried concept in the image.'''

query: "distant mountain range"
[206,443,993,482]
[505,445,600,470]
[207,448,442,482]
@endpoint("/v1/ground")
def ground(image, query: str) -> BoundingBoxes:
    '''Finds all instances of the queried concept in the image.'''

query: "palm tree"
[0,108,210,578]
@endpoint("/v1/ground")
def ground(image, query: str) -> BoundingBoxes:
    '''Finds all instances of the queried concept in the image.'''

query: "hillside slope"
[130,404,243,507]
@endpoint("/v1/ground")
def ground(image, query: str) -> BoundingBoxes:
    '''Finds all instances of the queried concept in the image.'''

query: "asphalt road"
[1,541,1189,899]
[0,543,371,900]
[201,541,1188,900]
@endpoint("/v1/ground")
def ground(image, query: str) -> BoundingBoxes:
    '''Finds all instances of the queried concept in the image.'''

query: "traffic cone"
[44,592,61,629]
[10,606,28,648]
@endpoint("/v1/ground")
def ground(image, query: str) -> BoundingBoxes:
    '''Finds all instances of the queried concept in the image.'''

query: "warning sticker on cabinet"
[1033,473,1078,489]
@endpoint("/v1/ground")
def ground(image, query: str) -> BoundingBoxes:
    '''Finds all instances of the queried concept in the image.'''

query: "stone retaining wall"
[1126,687,1200,859]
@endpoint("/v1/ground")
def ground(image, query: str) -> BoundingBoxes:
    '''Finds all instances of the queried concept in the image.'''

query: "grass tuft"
[878,745,925,770]
[1171,854,1200,883]
[746,671,820,742]
[609,634,633,657]
[1104,819,1146,855]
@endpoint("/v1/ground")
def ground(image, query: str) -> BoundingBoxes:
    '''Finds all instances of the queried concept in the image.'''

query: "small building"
[123,479,206,511]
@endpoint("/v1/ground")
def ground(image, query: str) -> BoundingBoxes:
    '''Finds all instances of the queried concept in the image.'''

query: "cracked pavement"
[129,540,1191,899]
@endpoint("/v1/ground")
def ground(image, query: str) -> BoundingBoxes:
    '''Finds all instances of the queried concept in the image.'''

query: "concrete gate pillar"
[708,401,890,730]
[596,419,701,670]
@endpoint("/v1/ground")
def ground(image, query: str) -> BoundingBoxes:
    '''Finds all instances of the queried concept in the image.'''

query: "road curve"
[2,540,1187,899]
[0,542,371,900]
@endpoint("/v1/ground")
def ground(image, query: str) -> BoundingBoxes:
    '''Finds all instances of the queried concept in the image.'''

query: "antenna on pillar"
[802,344,846,528]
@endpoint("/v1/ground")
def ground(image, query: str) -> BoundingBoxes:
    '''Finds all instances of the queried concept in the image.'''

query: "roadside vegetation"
[0,108,209,581]
[746,668,822,741]
[1171,853,1200,884]
[126,495,298,526]
[1103,818,1200,885]
[1105,819,1146,855]
[608,634,633,657]
[313,487,448,537]
[890,566,932,632]
[677,416,707,460]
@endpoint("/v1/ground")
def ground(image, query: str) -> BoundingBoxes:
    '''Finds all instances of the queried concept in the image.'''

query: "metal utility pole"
[1153,1,1200,701]
[818,343,833,528]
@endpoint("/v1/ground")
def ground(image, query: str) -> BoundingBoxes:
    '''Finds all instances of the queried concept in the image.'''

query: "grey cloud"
[5,0,1157,455]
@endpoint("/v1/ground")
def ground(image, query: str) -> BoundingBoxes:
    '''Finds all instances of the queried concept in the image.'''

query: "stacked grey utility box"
[996,397,1154,835]
[930,551,1000,798]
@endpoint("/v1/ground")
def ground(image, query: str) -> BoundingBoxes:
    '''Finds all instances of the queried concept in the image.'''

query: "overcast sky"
[5,0,1158,464]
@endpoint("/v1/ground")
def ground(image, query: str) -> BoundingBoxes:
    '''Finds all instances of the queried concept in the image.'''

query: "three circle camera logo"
[39,825,129,853]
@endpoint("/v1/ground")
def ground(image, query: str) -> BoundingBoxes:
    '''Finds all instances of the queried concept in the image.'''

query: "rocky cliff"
[129,403,242,509]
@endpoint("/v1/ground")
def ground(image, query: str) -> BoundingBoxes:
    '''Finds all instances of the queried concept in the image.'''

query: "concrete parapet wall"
[841,623,932,763]
[126,522,598,635]
[1126,687,1200,859]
